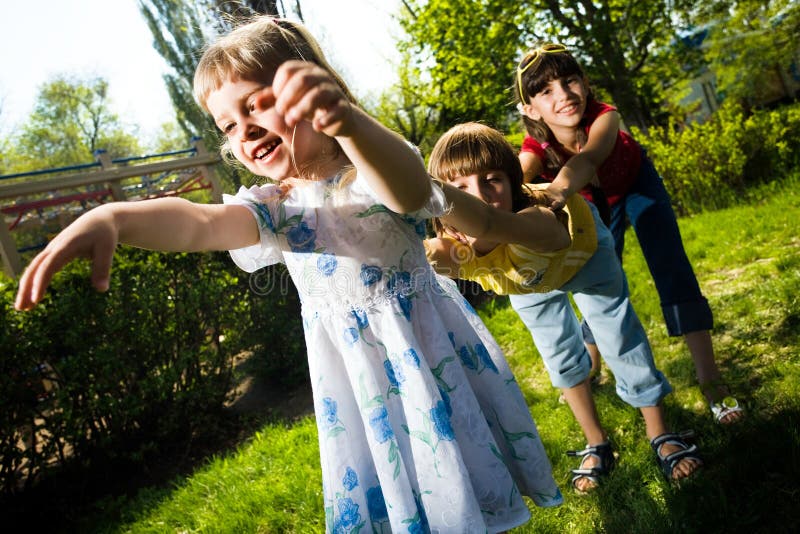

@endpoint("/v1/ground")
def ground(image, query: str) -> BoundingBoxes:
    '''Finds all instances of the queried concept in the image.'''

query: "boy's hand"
[269,60,353,137]
[14,208,118,311]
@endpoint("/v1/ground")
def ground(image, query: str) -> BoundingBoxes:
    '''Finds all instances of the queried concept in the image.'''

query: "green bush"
[634,101,800,215]
[0,249,305,495]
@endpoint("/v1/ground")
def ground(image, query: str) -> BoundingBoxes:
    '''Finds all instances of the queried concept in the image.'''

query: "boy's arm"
[546,110,620,208]
[424,237,469,278]
[437,182,571,252]
[15,197,258,310]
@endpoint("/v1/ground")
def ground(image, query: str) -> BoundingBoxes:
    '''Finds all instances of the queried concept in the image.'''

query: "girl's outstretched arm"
[270,61,431,214]
[545,110,620,209]
[14,197,258,310]
[438,182,570,252]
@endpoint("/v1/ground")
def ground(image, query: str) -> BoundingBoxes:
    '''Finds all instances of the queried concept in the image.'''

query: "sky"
[0,0,402,144]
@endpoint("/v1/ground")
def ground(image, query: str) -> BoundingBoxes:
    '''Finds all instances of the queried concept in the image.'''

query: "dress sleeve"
[222,184,284,272]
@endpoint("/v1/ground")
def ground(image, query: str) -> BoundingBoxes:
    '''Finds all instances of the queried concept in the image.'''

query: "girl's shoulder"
[584,100,617,123]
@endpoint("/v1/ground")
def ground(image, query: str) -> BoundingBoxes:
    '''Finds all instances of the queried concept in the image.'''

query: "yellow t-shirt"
[455,189,597,295]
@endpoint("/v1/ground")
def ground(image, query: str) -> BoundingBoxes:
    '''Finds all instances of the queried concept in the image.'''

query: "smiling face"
[205,76,331,181]
[522,74,589,132]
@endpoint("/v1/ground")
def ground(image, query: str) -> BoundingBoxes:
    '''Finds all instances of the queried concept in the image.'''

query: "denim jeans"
[510,204,672,408]
[583,150,713,345]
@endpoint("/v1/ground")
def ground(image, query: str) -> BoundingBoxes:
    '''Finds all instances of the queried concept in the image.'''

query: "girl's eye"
[222,123,236,135]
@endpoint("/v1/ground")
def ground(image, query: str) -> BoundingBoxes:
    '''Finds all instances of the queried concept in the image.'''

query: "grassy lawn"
[27,179,800,533]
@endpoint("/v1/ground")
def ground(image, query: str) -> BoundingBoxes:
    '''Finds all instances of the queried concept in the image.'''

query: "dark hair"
[516,46,593,176]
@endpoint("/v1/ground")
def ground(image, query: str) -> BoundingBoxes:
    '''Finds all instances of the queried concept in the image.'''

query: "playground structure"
[0,138,223,278]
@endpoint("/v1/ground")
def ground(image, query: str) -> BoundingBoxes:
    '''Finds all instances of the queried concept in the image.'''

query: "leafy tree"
[398,0,528,136]
[399,0,700,134]
[9,76,140,173]
[694,0,800,108]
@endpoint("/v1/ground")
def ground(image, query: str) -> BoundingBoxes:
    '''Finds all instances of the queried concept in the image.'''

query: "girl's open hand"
[14,208,118,311]
[265,60,353,137]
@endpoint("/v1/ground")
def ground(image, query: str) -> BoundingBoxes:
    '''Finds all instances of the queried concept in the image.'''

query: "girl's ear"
[520,103,541,122]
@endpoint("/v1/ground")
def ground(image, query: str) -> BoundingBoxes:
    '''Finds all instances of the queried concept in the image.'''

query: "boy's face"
[205,76,321,180]
[449,170,513,212]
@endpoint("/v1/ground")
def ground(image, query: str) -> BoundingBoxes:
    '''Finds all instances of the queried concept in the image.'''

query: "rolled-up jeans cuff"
[662,298,713,336]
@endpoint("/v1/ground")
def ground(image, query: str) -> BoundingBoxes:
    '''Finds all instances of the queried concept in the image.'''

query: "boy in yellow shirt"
[425,123,702,490]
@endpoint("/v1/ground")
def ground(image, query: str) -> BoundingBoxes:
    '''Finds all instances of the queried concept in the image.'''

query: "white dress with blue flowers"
[224,174,562,534]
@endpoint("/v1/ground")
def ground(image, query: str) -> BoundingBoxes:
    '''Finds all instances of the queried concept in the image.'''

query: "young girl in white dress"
[14,17,561,533]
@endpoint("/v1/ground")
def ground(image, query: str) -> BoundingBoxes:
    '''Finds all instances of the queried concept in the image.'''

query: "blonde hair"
[194,17,357,182]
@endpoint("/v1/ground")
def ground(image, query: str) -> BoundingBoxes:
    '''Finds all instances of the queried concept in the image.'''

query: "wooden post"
[192,137,223,203]
[0,220,22,278]
[94,149,126,201]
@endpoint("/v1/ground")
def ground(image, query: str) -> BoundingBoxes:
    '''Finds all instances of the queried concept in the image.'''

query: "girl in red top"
[515,43,743,426]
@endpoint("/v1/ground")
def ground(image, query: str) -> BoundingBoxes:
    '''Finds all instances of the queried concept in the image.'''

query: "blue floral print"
[431,400,455,441]
[320,397,346,439]
[384,359,406,394]
[475,343,499,373]
[252,202,275,231]
[343,327,359,346]
[366,486,388,521]
[369,406,394,443]
[334,497,362,531]
[459,345,478,371]
[359,264,382,286]
[342,467,358,491]
[286,220,316,253]
[321,397,338,427]
[352,308,368,330]
[402,348,420,368]
[317,252,338,276]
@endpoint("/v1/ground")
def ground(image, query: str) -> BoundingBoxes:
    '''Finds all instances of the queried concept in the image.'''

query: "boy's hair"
[428,122,531,212]
[428,123,559,236]
[194,17,356,112]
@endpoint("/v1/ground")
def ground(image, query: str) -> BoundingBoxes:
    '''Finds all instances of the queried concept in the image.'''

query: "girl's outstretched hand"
[14,208,118,311]
[542,185,568,211]
[267,60,353,137]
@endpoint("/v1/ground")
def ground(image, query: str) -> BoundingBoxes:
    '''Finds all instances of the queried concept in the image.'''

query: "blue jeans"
[509,204,672,408]
[583,151,713,344]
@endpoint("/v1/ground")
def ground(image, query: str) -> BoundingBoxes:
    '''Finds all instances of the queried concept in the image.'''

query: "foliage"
[0,248,305,496]
[1,76,141,175]
[634,101,800,215]
[398,0,700,139]
[694,0,800,107]
[398,0,527,135]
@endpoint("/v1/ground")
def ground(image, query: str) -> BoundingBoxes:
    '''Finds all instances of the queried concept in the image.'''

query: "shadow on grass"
[586,404,800,534]
[0,362,314,534]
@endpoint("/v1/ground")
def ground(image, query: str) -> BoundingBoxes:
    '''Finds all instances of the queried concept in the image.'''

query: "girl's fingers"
[272,61,348,132]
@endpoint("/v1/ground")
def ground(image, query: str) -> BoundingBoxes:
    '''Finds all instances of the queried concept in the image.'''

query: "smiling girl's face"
[522,74,589,132]
[206,76,333,181]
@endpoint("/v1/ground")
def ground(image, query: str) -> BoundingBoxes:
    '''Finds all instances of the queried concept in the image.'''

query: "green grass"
[28,178,800,533]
